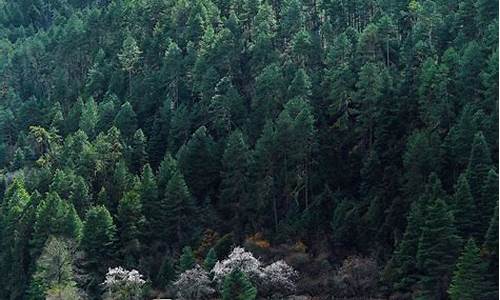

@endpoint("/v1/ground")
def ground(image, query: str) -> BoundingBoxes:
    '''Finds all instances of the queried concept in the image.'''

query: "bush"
[332,256,378,297]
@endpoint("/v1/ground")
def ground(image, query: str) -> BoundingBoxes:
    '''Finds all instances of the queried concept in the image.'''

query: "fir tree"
[466,131,493,235]
[416,198,462,299]
[139,164,159,241]
[482,202,499,299]
[204,248,217,271]
[156,256,175,289]
[114,102,138,139]
[391,202,423,291]
[451,174,478,239]
[448,239,489,300]
[219,129,252,236]
[178,126,219,201]
[178,246,196,273]
[221,269,257,300]
[163,172,197,245]
[117,189,145,268]
[81,206,117,277]
[129,128,148,174]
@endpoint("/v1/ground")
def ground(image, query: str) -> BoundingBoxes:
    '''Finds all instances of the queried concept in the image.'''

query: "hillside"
[0,0,497,299]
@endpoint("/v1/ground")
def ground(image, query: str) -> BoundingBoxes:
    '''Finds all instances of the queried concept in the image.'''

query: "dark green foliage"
[220,129,252,236]
[482,202,499,299]
[390,203,423,291]
[466,132,493,236]
[163,172,197,245]
[117,189,145,268]
[448,239,489,300]
[416,199,462,299]
[114,102,138,139]
[31,192,82,259]
[204,248,217,271]
[156,256,176,289]
[451,174,479,239]
[81,206,117,276]
[178,246,196,273]
[222,269,257,300]
[0,0,496,298]
[178,126,219,202]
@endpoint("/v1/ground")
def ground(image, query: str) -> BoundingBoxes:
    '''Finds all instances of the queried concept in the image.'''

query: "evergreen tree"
[482,202,499,299]
[219,129,252,235]
[156,255,175,289]
[69,176,91,216]
[416,198,462,299]
[448,239,489,300]
[139,164,159,241]
[178,126,219,201]
[391,202,423,291]
[157,152,178,193]
[117,189,145,268]
[79,97,98,138]
[163,172,197,244]
[204,248,217,271]
[466,131,493,235]
[129,128,148,174]
[31,192,82,260]
[221,269,257,300]
[114,102,138,139]
[148,98,171,167]
[451,174,479,239]
[81,206,117,277]
[178,246,196,273]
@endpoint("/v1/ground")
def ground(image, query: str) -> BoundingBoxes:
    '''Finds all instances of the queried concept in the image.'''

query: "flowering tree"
[174,265,215,299]
[260,260,298,296]
[212,247,263,283]
[103,267,146,300]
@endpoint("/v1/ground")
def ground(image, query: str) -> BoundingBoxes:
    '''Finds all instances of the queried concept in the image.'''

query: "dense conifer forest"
[0,0,497,299]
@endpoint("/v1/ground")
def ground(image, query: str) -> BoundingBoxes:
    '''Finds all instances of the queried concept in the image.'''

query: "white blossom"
[260,260,298,295]
[174,265,215,300]
[103,267,145,300]
[211,246,263,283]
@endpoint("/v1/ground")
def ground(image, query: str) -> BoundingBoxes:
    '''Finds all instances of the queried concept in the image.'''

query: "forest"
[0,0,497,299]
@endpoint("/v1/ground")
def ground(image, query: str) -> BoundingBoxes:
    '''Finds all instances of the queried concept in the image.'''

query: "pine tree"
[81,206,117,276]
[391,202,423,291]
[452,174,478,239]
[466,131,493,235]
[219,129,252,236]
[480,169,498,223]
[482,202,499,299]
[129,128,148,174]
[157,152,178,193]
[114,102,138,139]
[448,239,489,300]
[288,68,312,100]
[204,248,217,271]
[178,246,196,273]
[178,126,219,201]
[79,97,98,138]
[221,269,257,300]
[69,176,90,216]
[118,34,142,96]
[156,255,175,289]
[163,172,197,244]
[117,189,145,268]
[148,98,171,167]
[31,192,82,260]
[139,164,159,241]
[416,198,462,299]
[0,178,32,299]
